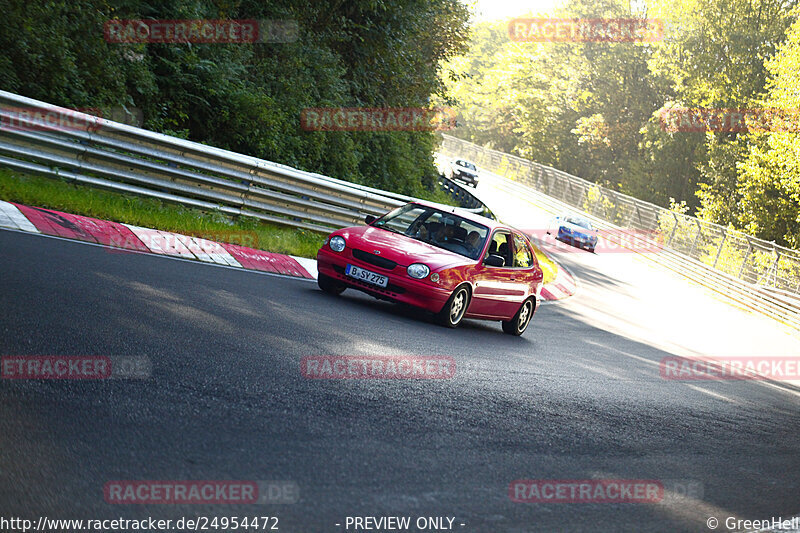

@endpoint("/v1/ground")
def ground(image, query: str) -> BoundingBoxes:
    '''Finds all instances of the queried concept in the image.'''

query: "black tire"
[318,273,346,295]
[436,285,471,328]
[502,297,535,336]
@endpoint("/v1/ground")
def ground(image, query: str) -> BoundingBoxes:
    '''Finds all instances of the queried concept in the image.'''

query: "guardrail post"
[737,237,753,279]
[667,212,679,247]
[766,245,780,287]
[626,203,639,228]
[688,220,702,258]
[643,204,653,231]
[712,228,727,268]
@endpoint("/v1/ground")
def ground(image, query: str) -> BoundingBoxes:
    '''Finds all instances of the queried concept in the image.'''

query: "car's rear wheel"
[436,285,470,328]
[318,273,346,295]
[502,297,535,336]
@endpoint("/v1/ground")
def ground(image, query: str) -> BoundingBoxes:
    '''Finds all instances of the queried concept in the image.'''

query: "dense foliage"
[5,0,799,247]
[0,0,470,197]
[444,0,800,248]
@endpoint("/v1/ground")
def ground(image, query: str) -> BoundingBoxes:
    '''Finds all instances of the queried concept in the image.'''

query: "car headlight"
[407,263,430,279]
[329,236,346,252]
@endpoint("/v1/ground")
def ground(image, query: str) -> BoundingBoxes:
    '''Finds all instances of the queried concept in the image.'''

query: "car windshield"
[374,204,489,259]
[565,216,592,230]
[458,161,476,170]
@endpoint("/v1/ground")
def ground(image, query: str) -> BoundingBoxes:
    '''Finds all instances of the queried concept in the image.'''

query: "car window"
[565,216,592,229]
[378,205,419,234]
[486,231,513,267]
[374,204,489,259]
[512,233,533,268]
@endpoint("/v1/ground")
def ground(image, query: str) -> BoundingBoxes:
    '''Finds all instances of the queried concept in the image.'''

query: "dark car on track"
[316,201,544,335]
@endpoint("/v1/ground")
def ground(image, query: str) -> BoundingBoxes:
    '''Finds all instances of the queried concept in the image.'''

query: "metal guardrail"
[440,134,800,331]
[0,91,486,237]
[437,176,495,220]
[434,152,495,218]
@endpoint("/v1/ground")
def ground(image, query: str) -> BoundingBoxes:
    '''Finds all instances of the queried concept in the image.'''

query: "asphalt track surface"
[2,182,800,532]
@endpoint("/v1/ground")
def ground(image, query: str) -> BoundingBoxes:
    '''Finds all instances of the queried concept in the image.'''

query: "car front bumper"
[557,229,596,247]
[454,172,478,184]
[317,248,452,313]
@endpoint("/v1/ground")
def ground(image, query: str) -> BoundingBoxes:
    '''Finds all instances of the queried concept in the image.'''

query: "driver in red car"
[465,230,482,256]
[433,220,456,244]
[413,222,431,241]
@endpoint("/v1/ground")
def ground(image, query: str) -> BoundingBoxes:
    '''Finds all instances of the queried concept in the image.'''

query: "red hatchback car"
[316,201,544,335]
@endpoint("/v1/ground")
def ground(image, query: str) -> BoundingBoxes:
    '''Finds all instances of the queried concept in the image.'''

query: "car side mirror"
[365,215,376,225]
[483,254,505,267]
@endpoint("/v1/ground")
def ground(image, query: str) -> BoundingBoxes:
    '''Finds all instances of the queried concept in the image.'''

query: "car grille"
[352,249,397,270]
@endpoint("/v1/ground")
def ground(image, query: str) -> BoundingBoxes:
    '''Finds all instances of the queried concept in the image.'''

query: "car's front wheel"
[436,285,470,328]
[502,297,535,336]
[318,273,346,295]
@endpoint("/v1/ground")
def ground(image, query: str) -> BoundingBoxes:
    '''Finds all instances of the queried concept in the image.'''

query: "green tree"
[0,0,471,198]
[735,14,800,247]
[648,0,795,219]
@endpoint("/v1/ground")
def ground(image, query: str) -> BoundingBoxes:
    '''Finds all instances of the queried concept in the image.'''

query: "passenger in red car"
[465,230,481,255]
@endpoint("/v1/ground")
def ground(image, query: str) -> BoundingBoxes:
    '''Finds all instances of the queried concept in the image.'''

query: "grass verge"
[534,247,558,285]
[0,169,326,258]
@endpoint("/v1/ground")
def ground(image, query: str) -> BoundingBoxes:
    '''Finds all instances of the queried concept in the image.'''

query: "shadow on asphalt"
[2,229,800,532]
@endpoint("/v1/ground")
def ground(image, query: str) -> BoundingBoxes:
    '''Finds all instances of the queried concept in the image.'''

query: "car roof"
[563,214,591,225]
[408,201,514,232]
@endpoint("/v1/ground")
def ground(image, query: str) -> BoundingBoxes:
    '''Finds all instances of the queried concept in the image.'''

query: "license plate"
[346,264,389,288]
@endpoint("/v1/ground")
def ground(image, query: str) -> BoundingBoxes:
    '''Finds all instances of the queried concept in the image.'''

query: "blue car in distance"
[548,215,598,253]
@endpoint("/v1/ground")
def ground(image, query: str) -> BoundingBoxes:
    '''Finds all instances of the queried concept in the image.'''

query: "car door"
[468,230,520,318]
[511,231,541,301]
